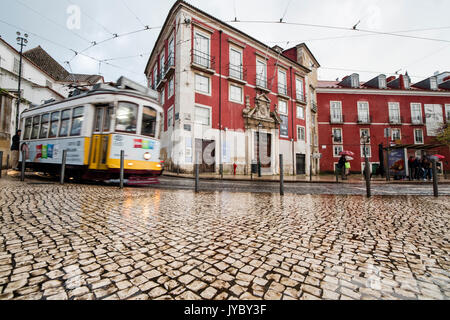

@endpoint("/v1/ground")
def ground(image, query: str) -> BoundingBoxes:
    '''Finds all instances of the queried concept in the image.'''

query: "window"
[194,106,210,126]
[379,77,386,88]
[361,145,371,157]
[296,78,304,101]
[229,84,243,103]
[360,128,370,140]
[445,104,450,122]
[332,128,342,143]
[31,116,40,139]
[168,37,174,67]
[388,102,401,123]
[195,74,210,94]
[24,118,32,140]
[280,115,288,137]
[47,112,59,138]
[193,31,210,68]
[330,101,342,122]
[115,102,138,133]
[103,107,113,132]
[167,106,174,128]
[278,99,288,115]
[296,105,304,119]
[278,69,287,95]
[414,129,424,144]
[357,102,370,122]
[168,77,174,98]
[333,145,343,157]
[70,107,84,136]
[430,77,437,90]
[153,65,157,89]
[256,59,267,88]
[160,88,165,105]
[411,103,423,124]
[59,109,71,137]
[13,57,22,74]
[297,126,305,141]
[141,106,157,138]
[39,113,50,139]
[229,47,243,80]
[391,128,401,141]
[159,52,165,78]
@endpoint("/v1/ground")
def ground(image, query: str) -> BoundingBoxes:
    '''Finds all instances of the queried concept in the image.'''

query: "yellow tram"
[19,77,163,184]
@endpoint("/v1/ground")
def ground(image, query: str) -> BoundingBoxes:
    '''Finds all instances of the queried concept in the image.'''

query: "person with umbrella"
[337,154,347,180]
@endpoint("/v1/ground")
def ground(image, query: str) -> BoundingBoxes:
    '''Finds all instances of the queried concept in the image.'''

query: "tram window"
[141,106,157,138]
[59,109,71,137]
[103,106,113,131]
[39,113,50,139]
[23,118,32,140]
[70,106,84,136]
[115,102,137,133]
[31,116,40,139]
[49,111,60,138]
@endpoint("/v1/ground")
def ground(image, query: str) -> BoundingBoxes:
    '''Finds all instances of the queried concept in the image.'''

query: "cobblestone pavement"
[0,177,449,300]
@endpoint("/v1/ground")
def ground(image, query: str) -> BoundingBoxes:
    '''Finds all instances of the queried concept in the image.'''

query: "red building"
[317,72,450,176]
[144,0,318,175]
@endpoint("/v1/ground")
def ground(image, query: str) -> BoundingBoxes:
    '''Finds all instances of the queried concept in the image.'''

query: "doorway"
[89,105,113,170]
[296,154,306,174]
[255,132,272,168]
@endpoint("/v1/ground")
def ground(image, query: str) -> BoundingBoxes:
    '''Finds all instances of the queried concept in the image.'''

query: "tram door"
[89,105,113,170]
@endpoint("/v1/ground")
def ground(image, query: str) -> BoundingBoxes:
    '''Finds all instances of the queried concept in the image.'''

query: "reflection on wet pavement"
[0,178,449,300]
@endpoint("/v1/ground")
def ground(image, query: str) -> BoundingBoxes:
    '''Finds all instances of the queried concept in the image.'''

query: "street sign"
[312,153,322,159]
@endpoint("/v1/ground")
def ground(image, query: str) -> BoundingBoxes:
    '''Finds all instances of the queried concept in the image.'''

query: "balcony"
[330,115,344,124]
[228,63,247,84]
[191,49,215,74]
[255,74,271,92]
[357,116,372,124]
[311,101,318,113]
[296,92,306,104]
[278,83,288,98]
[156,73,166,91]
[164,54,175,79]
[389,116,403,125]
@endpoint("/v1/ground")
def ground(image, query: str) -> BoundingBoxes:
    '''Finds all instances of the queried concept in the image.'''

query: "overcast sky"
[1,0,449,85]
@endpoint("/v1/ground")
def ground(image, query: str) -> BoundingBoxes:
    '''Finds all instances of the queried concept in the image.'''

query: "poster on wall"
[388,148,406,177]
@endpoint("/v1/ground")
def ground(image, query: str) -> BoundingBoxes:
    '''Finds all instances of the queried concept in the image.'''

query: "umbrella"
[431,154,445,160]
[345,156,354,161]
[340,150,355,156]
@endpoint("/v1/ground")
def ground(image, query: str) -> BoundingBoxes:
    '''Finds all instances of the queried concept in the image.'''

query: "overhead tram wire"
[14,0,93,44]
[120,0,147,28]
[226,20,450,44]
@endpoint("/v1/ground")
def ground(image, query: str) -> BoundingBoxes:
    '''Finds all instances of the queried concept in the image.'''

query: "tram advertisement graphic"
[110,134,159,160]
[22,138,85,165]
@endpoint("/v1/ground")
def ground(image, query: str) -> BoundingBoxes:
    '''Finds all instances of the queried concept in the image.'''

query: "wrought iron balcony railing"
[164,54,175,78]
[311,101,318,113]
[357,115,372,124]
[278,83,288,96]
[296,92,306,103]
[191,49,215,71]
[389,116,403,124]
[256,74,270,91]
[228,63,247,82]
[330,115,344,124]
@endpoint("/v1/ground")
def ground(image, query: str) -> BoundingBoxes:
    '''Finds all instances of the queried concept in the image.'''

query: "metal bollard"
[60,150,67,185]
[432,160,438,197]
[0,151,3,178]
[120,150,124,189]
[6,154,9,170]
[279,154,284,196]
[195,152,199,193]
[365,158,371,198]
[309,155,312,182]
[20,150,26,181]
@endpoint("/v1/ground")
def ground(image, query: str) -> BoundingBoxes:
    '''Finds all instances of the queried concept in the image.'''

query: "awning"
[384,143,446,150]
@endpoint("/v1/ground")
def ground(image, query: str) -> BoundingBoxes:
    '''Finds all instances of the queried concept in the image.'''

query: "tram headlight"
[143,152,151,160]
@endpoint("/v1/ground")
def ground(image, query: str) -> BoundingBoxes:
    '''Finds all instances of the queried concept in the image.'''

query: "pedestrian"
[413,157,421,180]
[337,155,346,180]
[10,130,21,170]
[422,157,431,181]
[345,160,351,177]
[408,156,415,181]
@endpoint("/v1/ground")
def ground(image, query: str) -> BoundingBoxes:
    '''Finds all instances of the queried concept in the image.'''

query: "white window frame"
[256,59,267,88]
[391,128,401,141]
[332,128,343,144]
[193,30,211,68]
[359,128,370,140]
[297,125,305,141]
[333,145,343,158]
[414,129,424,144]
[229,83,243,104]
[194,73,211,96]
[296,104,304,119]
[360,145,371,158]
[194,104,211,127]
[229,46,243,80]
[278,99,288,115]
[159,51,165,77]
[445,104,450,122]
[296,77,304,101]
[168,77,174,98]
[411,103,423,124]
[168,36,175,64]
[357,101,370,122]
[167,105,174,128]
[160,88,165,105]
[278,68,287,95]
[153,65,158,88]
[330,101,342,122]
[388,102,401,123]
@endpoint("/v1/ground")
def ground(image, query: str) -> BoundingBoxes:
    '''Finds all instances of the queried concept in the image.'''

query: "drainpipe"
[290,67,295,175]
[219,30,223,178]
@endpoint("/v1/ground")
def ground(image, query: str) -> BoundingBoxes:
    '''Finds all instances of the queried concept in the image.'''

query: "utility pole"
[15,32,28,132]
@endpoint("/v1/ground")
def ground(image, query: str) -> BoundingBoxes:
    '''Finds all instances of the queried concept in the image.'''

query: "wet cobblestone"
[0,178,449,300]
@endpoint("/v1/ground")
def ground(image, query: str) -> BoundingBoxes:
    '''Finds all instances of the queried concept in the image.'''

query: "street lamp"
[257,122,262,177]
[15,32,28,132]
